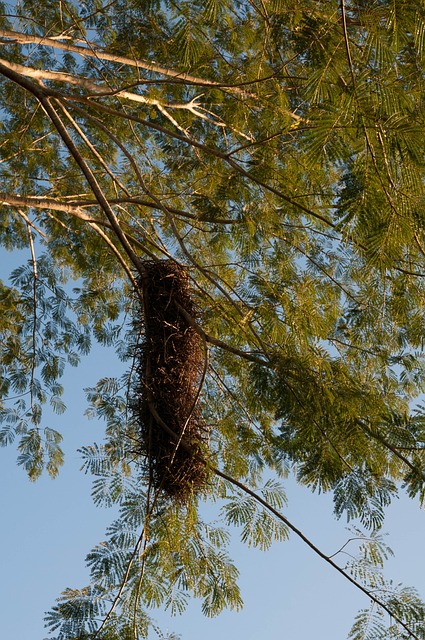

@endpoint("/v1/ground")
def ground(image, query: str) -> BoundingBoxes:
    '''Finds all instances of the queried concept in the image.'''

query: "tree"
[1,0,425,637]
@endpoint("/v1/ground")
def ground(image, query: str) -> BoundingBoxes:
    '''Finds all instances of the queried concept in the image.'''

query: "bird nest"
[134,260,208,501]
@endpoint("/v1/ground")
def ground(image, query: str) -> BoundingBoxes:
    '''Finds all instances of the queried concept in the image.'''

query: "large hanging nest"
[134,259,208,501]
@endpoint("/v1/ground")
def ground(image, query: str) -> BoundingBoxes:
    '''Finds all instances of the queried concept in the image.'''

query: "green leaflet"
[2,0,425,637]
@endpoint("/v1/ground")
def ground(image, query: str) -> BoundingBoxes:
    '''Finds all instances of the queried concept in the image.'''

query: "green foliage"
[1,0,425,637]
[349,586,425,640]
[222,479,288,550]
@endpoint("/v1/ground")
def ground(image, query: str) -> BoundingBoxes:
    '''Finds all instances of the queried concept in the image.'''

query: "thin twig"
[23,212,38,418]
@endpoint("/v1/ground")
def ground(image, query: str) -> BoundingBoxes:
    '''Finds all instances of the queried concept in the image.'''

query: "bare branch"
[1,192,106,222]
[0,55,252,137]
[1,191,237,231]
[0,28,270,99]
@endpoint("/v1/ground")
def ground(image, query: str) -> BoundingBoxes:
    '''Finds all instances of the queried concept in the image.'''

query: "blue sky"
[1,250,425,640]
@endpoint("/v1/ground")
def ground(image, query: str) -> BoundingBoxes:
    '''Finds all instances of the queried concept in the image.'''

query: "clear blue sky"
[1,250,424,640]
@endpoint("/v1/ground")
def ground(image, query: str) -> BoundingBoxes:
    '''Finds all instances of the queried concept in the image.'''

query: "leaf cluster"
[2,0,425,637]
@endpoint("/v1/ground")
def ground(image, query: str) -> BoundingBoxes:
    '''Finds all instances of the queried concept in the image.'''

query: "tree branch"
[143,400,421,640]
[0,59,146,275]
[0,28,283,100]
[0,55,255,137]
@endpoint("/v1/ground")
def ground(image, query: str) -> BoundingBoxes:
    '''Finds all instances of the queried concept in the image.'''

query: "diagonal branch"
[0,28,280,99]
[355,418,421,475]
[0,57,333,230]
[213,467,420,640]
[0,28,240,88]
[0,56,253,137]
[146,402,421,640]
[0,59,145,275]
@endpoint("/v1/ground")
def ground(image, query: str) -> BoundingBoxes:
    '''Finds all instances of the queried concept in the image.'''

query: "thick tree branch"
[0,55,254,137]
[0,59,145,274]
[0,28,290,101]
[0,57,332,230]
[0,191,243,226]
[1,192,106,222]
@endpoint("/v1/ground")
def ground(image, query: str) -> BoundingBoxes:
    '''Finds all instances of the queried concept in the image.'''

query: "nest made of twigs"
[134,259,208,501]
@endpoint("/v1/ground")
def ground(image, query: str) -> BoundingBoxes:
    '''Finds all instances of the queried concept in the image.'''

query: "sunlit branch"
[0,61,148,275]
[0,191,243,224]
[0,193,171,258]
[68,103,267,352]
[87,97,334,228]
[0,28,292,100]
[1,193,106,223]
[54,100,129,197]
[6,77,332,230]
[0,52,250,138]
